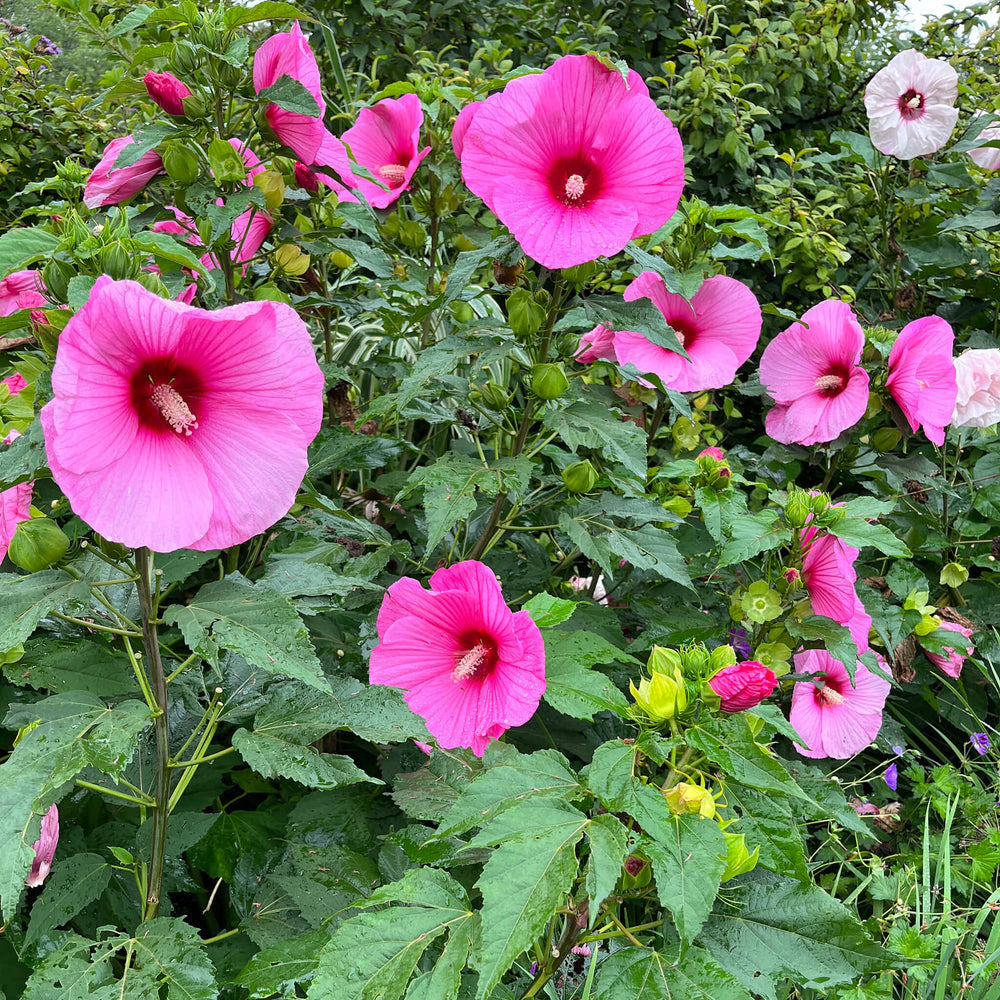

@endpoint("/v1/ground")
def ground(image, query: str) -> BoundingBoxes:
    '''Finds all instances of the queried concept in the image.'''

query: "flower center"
[898,89,925,121]
[377,163,407,187]
[816,683,844,706]
[814,373,845,393]
[151,383,198,436]
[565,173,586,200]
[452,642,491,682]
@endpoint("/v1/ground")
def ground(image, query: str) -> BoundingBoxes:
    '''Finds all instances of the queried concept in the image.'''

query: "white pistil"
[818,685,844,706]
[453,642,490,682]
[565,173,586,201]
[377,163,407,185]
[814,373,844,392]
[151,383,198,436]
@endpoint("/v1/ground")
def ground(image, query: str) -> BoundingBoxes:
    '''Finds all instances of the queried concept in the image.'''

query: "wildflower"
[886,316,956,446]
[143,71,193,116]
[884,763,898,791]
[952,349,1000,429]
[970,733,990,755]
[341,94,431,208]
[610,273,762,392]
[369,560,546,756]
[864,49,959,159]
[41,277,324,551]
[789,648,891,759]
[727,626,752,660]
[921,620,974,678]
[458,54,684,268]
[26,804,59,887]
[759,300,870,446]
[967,112,1000,170]
[708,660,778,713]
[664,781,718,819]
[741,581,782,624]
[83,136,164,210]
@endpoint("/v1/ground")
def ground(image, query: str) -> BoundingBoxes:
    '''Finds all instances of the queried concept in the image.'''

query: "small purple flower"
[892,744,904,755]
[728,627,752,660]
[884,763,898,791]
[970,733,990,756]
[529,962,538,976]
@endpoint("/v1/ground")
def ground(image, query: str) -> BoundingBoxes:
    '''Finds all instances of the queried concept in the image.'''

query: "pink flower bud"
[294,162,320,192]
[698,446,725,461]
[25,804,59,888]
[782,567,801,585]
[708,659,778,713]
[144,71,193,116]
[922,621,974,678]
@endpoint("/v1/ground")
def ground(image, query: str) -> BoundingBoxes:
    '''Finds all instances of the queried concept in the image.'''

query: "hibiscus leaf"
[622,243,705,301]
[828,517,912,557]
[232,729,380,790]
[234,928,326,999]
[723,781,809,880]
[24,853,112,948]
[259,75,320,117]
[594,943,753,1000]
[162,573,329,692]
[0,228,60,276]
[585,813,630,924]
[718,510,791,567]
[0,570,90,650]
[521,593,577,628]
[542,628,635,720]
[0,416,48,492]
[786,616,859,678]
[224,2,312,28]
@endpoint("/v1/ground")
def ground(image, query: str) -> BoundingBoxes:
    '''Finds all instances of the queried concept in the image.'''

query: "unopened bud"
[562,460,599,494]
[8,518,70,572]
[531,363,569,400]
[144,70,193,117]
[476,381,511,412]
[272,244,310,277]
[254,169,286,211]
[507,287,546,338]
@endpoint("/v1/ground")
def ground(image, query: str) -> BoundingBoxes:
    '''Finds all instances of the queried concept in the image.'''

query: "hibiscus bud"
[562,460,599,494]
[782,567,800,586]
[621,854,651,889]
[255,169,286,211]
[507,287,546,338]
[214,61,242,90]
[171,40,199,76]
[784,490,811,528]
[273,244,310,277]
[871,426,902,452]
[42,258,74,303]
[707,659,778,713]
[25,804,59,888]
[664,781,716,818]
[8,518,70,572]
[476,381,511,412]
[100,243,140,281]
[531,363,569,400]
[940,562,968,588]
[161,141,200,184]
[698,446,725,461]
[294,162,319,192]
[144,70,193,116]
[329,251,354,270]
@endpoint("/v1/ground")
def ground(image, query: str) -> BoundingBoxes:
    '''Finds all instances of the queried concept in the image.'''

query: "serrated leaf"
[234,928,326,999]
[0,229,60,277]
[162,573,329,692]
[542,629,633,720]
[111,123,174,170]
[543,401,647,477]
[698,873,890,996]
[521,593,577,628]
[723,782,809,880]
[622,244,705,300]
[828,517,911,557]
[25,853,111,947]
[435,750,582,838]
[232,728,379,790]
[786,616,859,677]
[390,746,484,821]
[0,416,47,492]
[224,1,310,27]
[0,571,90,652]
[443,234,521,303]
[645,814,727,942]
[583,296,689,358]
[719,510,791,567]
[108,5,153,35]
[585,813,630,923]
[4,639,139,697]
[595,944,752,1000]
[259,74,320,117]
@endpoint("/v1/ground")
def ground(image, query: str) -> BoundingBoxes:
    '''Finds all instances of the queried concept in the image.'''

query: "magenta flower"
[25,804,59,888]
[41,277,323,552]
[760,300,870,446]
[604,273,762,393]
[451,100,482,159]
[884,762,898,791]
[921,621,974,678]
[341,94,431,209]
[970,732,990,755]
[864,49,958,159]
[886,316,956,446]
[459,54,684,268]
[143,70,192,116]
[1,431,33,565]
[800,526,871,653]
[369,560,546,756]
[789,649,891,759]
[968,113,1000,170]
[576,323,617,365]
[708,660,778,713]
[83,136,164,210]
[0,270,46,317]
[294,162,359,202]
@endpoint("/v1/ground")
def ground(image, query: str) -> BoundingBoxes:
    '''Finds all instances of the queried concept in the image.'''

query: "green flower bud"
[329,251,354,270]
[682,643,711,673]
[254,169,286,211]
[135,271,169,296]
[100,242,140,281]
[784,490,812,529]
[180,92,208,120]
[532,288,551,309]
[7,518,70,572]
[562,460,599,494]
[709,644,737,672]
[171,40,199,76]
[449,301,475,323]
[531,363,569,400]
[870,426,901,452]
[477,381,511,412]
[272,243,310,277]
[939,562,968,588]
[664,781,716,818]
[42,258,74,304]
[506,287,546,338]
[630,663,687,722]
[621,853,651,889]
[207,137,248,183]
[808,491,831,515]
[648,646,684,675]
[214,61,242,91]
[161,141,200,184]
[661,495,693,518]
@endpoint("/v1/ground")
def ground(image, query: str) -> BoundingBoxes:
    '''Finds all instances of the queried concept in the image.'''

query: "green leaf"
[328,237,396,278]
[471,803,587,999]
[0,418,49,493]
[595,944,752,1000]
[543,401,648,477]
[698,873,890,995]
[324,675,429,744]
[24,854,112,948]
[108,4,153,35]
[234,928,326,999]
[443,234,521,303]
[718,510,791,567]
[390,746,485,821]
[542,629,634,720]
[583,297,689,359]
[521,593,576,628]
[131,230,212,279]
[0,229,60,277]
[723,782,809,880]
[645,814,727,942]
[232,728,379,790]
[0,572,90,652]
[785,616,859,677]
[435,749,582,838]
[224,1,310,27]
[259,75,320,117]
[308,869,472,1000]
[684,716,805,799]
[828,517,911,557]
[622,244,705,299]
[162,573,329,692]
[111,123,174,169]
[585,813,630,923]
[5,639,139,698]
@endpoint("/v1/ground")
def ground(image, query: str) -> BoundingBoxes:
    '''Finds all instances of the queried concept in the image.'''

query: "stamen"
[377,163,407,186]
[565,174,586,200]
[151,383,198,436]
[814,373,844,393]
[452,642,490,682]
[817,684,844,706]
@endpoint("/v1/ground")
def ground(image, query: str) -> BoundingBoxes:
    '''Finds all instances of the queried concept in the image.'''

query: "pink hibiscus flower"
[41,277,324,552]
[789,649,891,759]
[886,315,956,446]
[83,135,164,210]
[458,54,684,268]
[0,271,46,316]
[864,49,958,159]
[952,348,1000,428]
[25,804,59,888]
[708,660,778,713]
[575,324,617,365]
[253,22,354,178]
[451,100,482,159]
[2,374,34,564]
[759,300,870,446]
[921,621,974,678]
[608,273,761,392]
[144,71,193,116]
[340,94,431,209]
[800,525,871,653]
[968,112,1000,170]
[369,560,546,756]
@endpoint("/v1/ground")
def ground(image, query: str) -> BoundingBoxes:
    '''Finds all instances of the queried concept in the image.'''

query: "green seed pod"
[507,287,546,339]
[8,519,70,572]
[161,141,200,184]
[870,427,902,452]
[531,363,569,400]
[562,460,599,494]
[42,258,74,303]
[477,381,511,412]
[171,40,199,76]
[784,490,811,529]
[207,136,248,183]
[100,242,139,281]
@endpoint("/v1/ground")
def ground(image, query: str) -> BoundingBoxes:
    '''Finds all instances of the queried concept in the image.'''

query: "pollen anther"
[565,173,586,200]
[453,642,490,682]
[814,373,845,392]
[377,163,408,186]
[151,383,198,436]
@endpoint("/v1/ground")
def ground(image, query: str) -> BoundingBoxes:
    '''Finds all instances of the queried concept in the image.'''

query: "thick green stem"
[136,547,170,921]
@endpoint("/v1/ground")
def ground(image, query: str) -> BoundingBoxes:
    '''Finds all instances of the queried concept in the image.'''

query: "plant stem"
[136,547,170,921]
